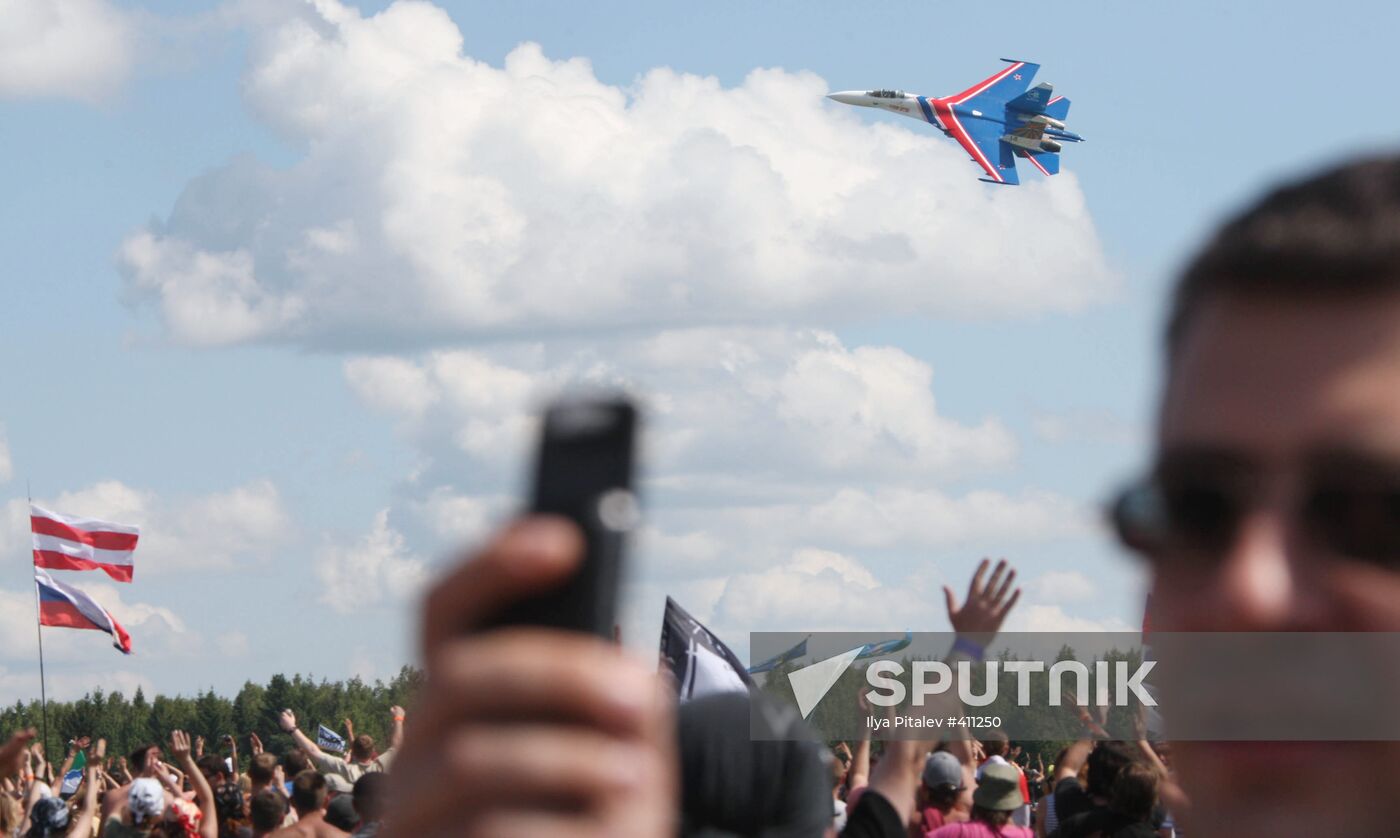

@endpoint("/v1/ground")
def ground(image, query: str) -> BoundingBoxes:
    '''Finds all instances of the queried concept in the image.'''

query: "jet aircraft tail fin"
[1007,83,1054,114]
[1044,96,1071,121]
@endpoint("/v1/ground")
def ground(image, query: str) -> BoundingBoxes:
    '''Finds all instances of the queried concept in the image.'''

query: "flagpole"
[27,481,50,766]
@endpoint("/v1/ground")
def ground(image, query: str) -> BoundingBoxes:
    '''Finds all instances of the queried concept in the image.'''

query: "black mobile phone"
[485,395,638,637]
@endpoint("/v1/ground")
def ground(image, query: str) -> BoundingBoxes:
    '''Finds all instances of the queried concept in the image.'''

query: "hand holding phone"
[483,395,638,637]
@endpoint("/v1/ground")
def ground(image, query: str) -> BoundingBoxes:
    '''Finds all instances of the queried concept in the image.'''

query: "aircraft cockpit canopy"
[867,89,904,98]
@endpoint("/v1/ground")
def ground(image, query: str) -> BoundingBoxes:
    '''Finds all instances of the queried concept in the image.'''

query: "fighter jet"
[828,59,1083,185]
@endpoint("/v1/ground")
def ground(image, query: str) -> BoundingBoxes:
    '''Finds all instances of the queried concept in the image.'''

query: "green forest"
[1,667,423,767]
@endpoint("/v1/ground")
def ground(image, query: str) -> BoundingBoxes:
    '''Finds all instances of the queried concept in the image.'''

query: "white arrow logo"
[788,645,866,718]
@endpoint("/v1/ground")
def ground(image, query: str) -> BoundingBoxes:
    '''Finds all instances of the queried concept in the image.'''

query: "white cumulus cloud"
[1031,569,1098,604]
[343,327,1017,492]
[1005,604,1135,634]
[121,0,1115,348]
[707,549,939,635]
[0,0,133,102]
[315,509,430,614]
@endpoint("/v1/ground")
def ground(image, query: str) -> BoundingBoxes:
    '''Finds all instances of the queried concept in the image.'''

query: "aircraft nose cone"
[826,91,866,106]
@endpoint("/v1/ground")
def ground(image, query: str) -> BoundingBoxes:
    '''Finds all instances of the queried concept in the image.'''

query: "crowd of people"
[6,150,1400,838]
[0,707,400,838]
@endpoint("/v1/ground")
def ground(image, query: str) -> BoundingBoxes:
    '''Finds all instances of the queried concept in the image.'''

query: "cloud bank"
[121,0,1115,349]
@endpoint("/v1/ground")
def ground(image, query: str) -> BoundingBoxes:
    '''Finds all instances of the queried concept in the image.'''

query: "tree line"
[1,667,423,767]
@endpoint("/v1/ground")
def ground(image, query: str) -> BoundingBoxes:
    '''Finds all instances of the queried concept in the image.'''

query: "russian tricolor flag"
[35,568,132,654]
[31,504,140,583]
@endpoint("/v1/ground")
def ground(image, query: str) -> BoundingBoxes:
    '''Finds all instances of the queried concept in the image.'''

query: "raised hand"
[944,557,1021,646]
[0,729,36,779]
[170,730,192,761]
[278,709,296,733]
[194,736,206,759]
[382,516,677,838]
[248,732,263,755]
[1060,688,1109,739]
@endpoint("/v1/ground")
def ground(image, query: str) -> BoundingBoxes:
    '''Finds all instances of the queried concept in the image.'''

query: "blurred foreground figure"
[381,517,677,838]
[1114,156,1400,835]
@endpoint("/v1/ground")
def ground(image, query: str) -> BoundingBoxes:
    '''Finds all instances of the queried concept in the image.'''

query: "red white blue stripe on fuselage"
[934,100,1003,182]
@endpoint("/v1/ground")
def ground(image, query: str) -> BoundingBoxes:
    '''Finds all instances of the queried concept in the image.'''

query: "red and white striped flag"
[31,504,140,583]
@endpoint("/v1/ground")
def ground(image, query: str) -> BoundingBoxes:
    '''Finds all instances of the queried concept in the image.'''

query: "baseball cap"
[29,797,70,834]
[325,774,355,795]
[972,763,1023,812]
[325,794,358,831]
[921,751,964,790]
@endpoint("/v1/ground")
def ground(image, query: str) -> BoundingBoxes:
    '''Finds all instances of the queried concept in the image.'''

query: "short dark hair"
[1169,155,1400,352]
[971,805,1012,827]
[129,743,160,773]
[350,734,376,763]
[249,789,287,831]
[248,753,278,785]
[1085,741,1135,797]
[1110,761,1159,821]
[196,754,225,781]
[290,770,329,815]
[282,749,312,776]
[925,783,959,809]
[353,773,389,823]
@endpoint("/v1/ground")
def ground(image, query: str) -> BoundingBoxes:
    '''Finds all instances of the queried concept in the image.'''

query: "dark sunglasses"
[1109,469,1400,565]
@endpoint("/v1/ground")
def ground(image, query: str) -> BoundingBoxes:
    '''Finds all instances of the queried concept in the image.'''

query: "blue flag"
[316,724,346,751]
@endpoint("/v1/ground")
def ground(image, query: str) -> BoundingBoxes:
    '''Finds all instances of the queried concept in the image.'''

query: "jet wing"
[942,108,1019,185]
[947,60,1040,111]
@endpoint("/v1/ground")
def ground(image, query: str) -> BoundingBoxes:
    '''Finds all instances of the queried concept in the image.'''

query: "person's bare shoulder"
[269,820,348,838]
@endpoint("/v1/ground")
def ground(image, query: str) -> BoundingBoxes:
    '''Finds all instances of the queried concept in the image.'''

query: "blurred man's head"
[349,734,376,764]
[352,773,388,825]
[290,770,329,816]
[1084,741,1133,799]
[1124,155,1400,835]
[921,750,964,811]
[248,753,277,786]
[281,749,311,776]
[248,790,286,833]
[1109,761,1158,823]
[196,754,226,784]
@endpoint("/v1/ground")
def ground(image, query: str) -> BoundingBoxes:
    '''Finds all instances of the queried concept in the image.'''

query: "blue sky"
[2,0,1397,702]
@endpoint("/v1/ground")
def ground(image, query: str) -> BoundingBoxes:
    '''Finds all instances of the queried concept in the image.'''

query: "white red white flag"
[31,504,140,583]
